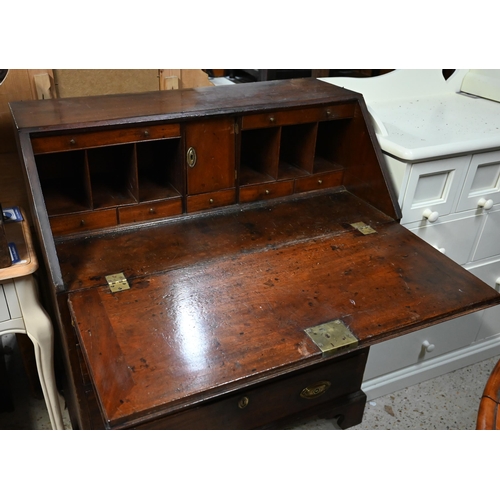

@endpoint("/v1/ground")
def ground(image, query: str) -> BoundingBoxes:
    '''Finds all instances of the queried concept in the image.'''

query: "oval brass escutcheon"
[187,146,197,168]
[238,396,249,409]
[300,381,331,399]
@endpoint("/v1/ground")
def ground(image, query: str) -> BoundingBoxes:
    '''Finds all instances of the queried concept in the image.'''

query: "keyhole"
[187,147,197,168]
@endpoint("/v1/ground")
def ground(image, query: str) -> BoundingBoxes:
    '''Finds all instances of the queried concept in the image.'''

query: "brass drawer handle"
[238,396,249,409]
[187,146,197,168]
[300,381,331,399]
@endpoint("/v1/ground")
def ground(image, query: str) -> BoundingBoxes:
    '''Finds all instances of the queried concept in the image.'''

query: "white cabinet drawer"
[475,304,500,341]
[471,208,500,262]
[363,313,482,381]
[457,150,500,213]
[407,213,483,265]
[401,156,470,224]
[465,258,500,291]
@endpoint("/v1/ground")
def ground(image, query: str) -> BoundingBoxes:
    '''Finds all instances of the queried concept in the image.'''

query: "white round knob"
[433,245,446,254]
[495,277,500,291]
[478,198,494,210]
[422,340,435,353]
[422,209,439,222]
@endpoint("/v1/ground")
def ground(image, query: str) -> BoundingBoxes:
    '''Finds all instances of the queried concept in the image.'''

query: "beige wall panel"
[180,69,213,89]
[0,70,35,154]
[159,70,212,90]
[54,69,160,98]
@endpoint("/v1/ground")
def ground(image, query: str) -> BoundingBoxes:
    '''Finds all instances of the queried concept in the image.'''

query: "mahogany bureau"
[9,79,500,429]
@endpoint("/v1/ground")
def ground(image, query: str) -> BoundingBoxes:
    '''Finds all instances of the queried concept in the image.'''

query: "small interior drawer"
[118,199,183,224]
[50,209,118,236]
[31,123,181,154]
[239,180,294,203]
[294,169,344,194]
[186,188,236,213]
[241,104,355,130]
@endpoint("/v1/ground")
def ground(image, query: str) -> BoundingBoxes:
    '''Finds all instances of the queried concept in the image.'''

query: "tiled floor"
[0,331,496,430]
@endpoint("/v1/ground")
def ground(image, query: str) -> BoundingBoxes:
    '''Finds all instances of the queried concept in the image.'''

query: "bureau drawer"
[118,198,183,224]
[133,348,368,429]
[363,313,482,381]
[241,104,355,130]
[50,209,118,235]
[31,123,181,154]
[239,180,294,203]
[294,169,344,194]
[186,188,236,213]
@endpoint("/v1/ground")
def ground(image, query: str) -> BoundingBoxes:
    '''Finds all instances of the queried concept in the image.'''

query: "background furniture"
[0,209,63,429]
[322,70,500,399]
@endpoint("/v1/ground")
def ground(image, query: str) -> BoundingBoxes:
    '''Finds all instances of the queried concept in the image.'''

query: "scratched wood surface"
[65,191,500,427]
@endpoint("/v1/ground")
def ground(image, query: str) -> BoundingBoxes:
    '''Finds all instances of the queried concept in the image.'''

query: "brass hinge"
[350,221,377,235]
[105,272,130,293]
[305,319,358,356]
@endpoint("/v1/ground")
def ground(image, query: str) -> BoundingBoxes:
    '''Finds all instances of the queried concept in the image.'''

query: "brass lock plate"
[105,272,130,293]
[305,319,358,356]
[186,147,197,168]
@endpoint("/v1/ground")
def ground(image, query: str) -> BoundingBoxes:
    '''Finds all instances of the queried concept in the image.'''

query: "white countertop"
[321,71,500,162]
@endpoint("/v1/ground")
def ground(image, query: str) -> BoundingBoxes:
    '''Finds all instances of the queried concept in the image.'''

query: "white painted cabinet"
[322,70,500,399]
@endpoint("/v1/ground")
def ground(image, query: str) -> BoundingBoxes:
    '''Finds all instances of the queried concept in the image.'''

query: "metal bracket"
[105,273,130,293]
[350,221,377,235]
[305,319,358,356]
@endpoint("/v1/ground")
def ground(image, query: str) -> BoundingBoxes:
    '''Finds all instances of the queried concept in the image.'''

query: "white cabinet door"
[401,156,470,224]
[407,213,483,265]
[457,150,500,213]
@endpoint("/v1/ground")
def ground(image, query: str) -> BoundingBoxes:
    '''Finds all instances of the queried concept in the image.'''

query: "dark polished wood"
[10,79,500,430]
[476,358,500,430]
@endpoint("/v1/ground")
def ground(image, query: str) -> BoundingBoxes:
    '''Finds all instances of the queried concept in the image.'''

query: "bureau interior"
[32,101,376,230]
[35,136,183,216]
[239,119,347,185]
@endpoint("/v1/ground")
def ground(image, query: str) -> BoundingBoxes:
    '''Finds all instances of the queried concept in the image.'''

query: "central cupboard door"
[185,117,236,195]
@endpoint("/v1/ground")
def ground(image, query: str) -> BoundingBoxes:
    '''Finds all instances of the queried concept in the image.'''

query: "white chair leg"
[14,275,64,430]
